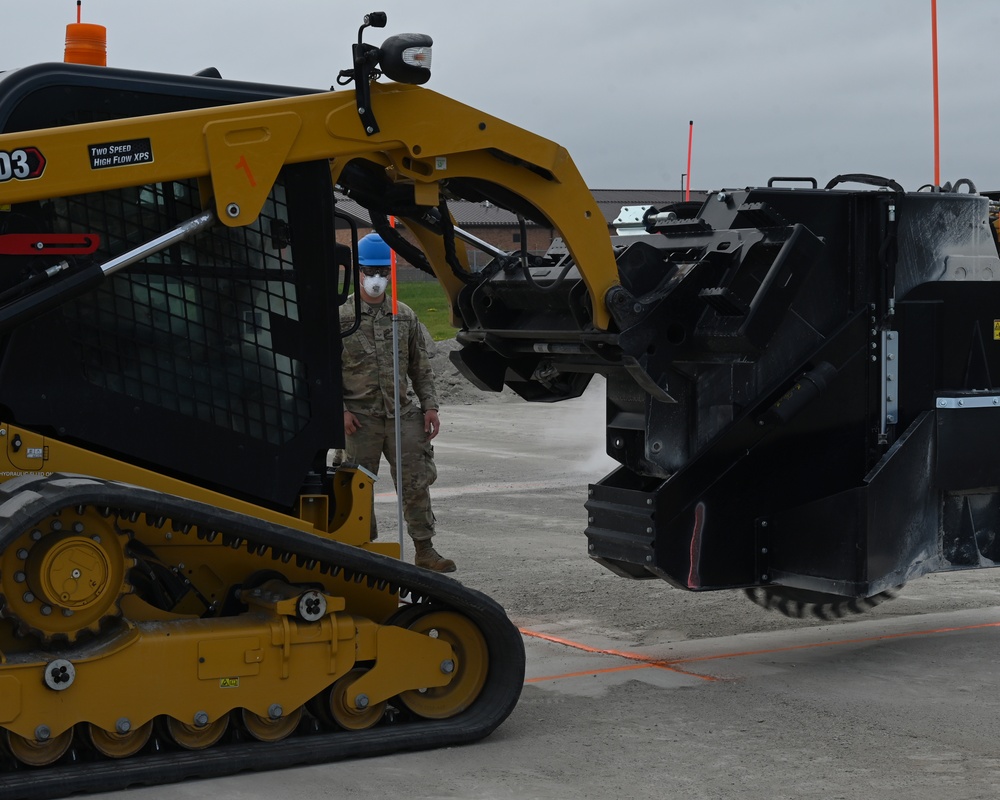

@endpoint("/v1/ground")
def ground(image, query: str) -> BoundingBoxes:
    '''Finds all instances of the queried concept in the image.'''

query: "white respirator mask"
[362,274,389,297]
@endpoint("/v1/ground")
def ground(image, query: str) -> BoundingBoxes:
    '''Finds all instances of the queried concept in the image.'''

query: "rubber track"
[0,473,526,800]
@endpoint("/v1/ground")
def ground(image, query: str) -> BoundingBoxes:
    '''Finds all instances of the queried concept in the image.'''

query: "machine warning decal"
[994,320,1000,341]
[219,677,240,688]
[89,138,153,169]
[0,147,45,181]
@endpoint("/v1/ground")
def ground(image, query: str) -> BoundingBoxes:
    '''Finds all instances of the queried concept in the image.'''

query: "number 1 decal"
[235,155,257,187]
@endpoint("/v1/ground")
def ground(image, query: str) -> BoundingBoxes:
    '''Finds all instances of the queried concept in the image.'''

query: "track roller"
[86,719,154,758]
[325,668,387,730]
[5,728,73,767]
[164,715,230,751]
[241,707,303,743]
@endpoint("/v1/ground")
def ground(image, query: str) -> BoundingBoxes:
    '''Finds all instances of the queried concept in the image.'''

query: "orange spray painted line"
[519,628,718,682]
[520,618,1000,687]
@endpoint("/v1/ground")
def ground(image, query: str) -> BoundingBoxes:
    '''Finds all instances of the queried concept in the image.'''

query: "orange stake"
[931,0,941,186]
[685,120,693,201]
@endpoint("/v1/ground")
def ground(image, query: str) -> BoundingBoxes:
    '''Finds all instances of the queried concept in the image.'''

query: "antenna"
[685,121,694,202]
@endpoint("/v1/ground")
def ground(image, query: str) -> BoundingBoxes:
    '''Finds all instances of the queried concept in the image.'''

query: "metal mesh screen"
[54,180,311,446]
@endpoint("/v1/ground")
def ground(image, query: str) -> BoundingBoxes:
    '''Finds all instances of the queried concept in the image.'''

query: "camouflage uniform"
[340,294,439,542]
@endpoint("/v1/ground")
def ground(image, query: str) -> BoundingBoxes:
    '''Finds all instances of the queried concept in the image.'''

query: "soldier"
[340,232,456,573]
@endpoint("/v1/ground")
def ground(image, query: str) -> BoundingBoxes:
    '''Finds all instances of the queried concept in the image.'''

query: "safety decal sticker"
[89,137,153,169]
[219,677,240,688]
[0,147,45,181]
[994,320,1000,341]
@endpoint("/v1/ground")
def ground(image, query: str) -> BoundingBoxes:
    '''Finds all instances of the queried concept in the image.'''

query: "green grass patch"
[394,282,458,341]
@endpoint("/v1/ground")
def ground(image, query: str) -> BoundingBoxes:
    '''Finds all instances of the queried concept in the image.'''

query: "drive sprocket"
[0,506,134,644]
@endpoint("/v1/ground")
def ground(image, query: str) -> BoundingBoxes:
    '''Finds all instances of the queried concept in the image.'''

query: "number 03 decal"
[0,147,46,181]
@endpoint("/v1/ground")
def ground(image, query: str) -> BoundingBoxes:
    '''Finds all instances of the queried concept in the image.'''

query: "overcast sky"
[6,1,1000,193]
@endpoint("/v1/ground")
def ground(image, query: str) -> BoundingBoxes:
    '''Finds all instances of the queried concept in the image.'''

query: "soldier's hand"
[424,409,440,441]
[344,410,361,435]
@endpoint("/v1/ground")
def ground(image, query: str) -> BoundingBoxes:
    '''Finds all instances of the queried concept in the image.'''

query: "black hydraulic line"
[0,261,105,332]
[369,211,436,277]
[0,259,74,306]
[0,473,525,800]
[0,211,215,333]
[371,203,479,286]
[824,173,905,193]
[436,199,477,285]
[515,214,575,291]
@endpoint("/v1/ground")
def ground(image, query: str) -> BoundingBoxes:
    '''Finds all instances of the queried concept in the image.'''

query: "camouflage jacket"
[340,295,439,417]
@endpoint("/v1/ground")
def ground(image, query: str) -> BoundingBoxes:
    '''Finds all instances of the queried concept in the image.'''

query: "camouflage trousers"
[344,408,438,542]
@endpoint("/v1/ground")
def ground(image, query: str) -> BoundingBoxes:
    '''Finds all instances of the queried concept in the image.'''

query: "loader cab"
[0,63,355,512]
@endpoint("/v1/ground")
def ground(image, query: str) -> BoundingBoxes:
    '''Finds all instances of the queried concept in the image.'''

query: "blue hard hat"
[358,232,392,267]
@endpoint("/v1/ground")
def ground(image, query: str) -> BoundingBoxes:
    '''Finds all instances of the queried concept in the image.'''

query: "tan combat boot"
[413,539,456,573]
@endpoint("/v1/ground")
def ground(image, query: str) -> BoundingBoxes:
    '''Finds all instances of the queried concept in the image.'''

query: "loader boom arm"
[0,80,618,329]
